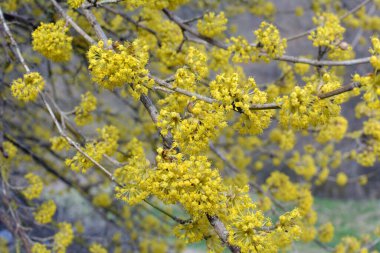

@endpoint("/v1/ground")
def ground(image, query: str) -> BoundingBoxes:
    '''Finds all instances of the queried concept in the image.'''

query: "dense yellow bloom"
[287,153,317,181]
[369,36,380,70]
[146,151,226,219]
[114,138,150,205]
[50,136,70,152]
[264,172,298,202]
[92,193,112,208]
[31,243,51,253]
[74,92,97,126]
[11,72,45,102]
[316,116,348,143]
[254,22,287,62]
[23,173,43,200]
[353,73,380,110]
[2,141,17,159]
[53,222,74,253]
[87,39,153,98]
[185,47,208,79]
[197,12,227,38]
[269,128,296,151]
[67,0,84,8]
[309,13,345,48]
[89,243,108,253]
[34,200,57,224]
[318,222,334,243]
[32,20,73,62]
[210,73,273,134]
[66,125,119,173]
[336,172,348,187]
[359,175,368,186]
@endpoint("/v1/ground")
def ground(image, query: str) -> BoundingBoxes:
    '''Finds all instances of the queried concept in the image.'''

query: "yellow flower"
[53,222,74,253]
[67,0,85,8]
[32,20,73,62]
[318,222,334,243]
[197,12,227,38]
[11,72,45,102]
[89,243,108,253]
[336,172,348,187]
[23,173,43,200]
[34,200,57,224]
[31,243,51,253]
[74,92,97,126]
[92,193,112,208]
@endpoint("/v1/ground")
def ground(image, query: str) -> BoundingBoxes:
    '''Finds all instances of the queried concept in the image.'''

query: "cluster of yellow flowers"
[269,128,296,151]
[87,39,153,98]
[148,151,226,219]
[1,141,17,159]
[67,0,84,8]
[318,222,334,243]
[31,243,51,253]
[316,116,348,143]
[197,12,227,38]
[228,22,286,63]
[92,193,112,208]
[53,222,74,253]
[336,172,348,187]
[11,72,45,102]
[22,173,43,200]
[210,73,273,134]
[74,92,97,126]
[65,125,119,173]
[287,152,317,181]
[32,20,73,62]
[50,136,70,152]
[172,102,227,154]
[254,22,287,62]
[123,0,189,10]
[89,243,108,253]
[280,73,342,130]
[370,36,380,69]
[185,47,209,79]
[114,138,150,205]
[34,200,57,224]
[309,12,345,48]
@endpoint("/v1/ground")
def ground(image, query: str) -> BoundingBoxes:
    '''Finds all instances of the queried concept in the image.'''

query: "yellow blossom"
[11,72,45,102]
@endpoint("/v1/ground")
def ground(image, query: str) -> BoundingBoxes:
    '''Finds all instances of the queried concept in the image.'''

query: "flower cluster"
[65,125,119,173]
[50,136,70,152]
[34,200,57,224]
[89,243,108,253]
[185,47,208,79]
[11,72,45,102]
[210,73,273,134]
[53,222,74,253]
[32,20,73,62]
[309,12,345,48]
[269,128,296,151]
[67,0,84,8]
[87,39,153,98]
[31,243,51,253]
[228,22,286,63]
[114,138,150,205]
[316,116,348,143]
[92,193,112,208]
[22,173,43,200]
[336,172,348,187]
[197,12,227,38]
[254,22,287,61]
[147,152,226,219]
[318,222,334,243]
[287,152,317,181]
[74,92,97,126]
[370,36,380,69]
